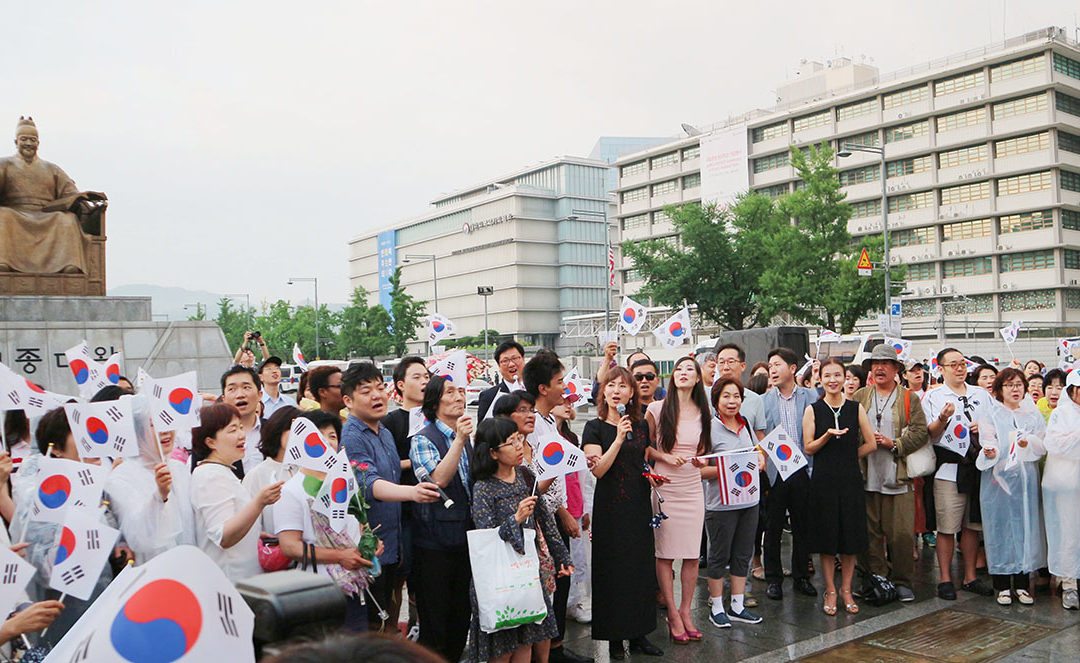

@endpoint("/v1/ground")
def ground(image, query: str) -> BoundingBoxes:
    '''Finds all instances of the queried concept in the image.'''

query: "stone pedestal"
[0,295,231,393]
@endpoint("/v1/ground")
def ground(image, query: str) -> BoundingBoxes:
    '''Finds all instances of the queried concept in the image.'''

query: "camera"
[252,331,261,339]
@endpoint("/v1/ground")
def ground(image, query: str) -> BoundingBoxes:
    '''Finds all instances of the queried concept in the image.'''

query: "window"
[850,199,882,218]
[949,294,994,313]
[936,107,986,132]
[943,218,992,240]
[991,92,1048,120]
[650,152,678,170]
[1067,290,1080,309]
[837,98,877,121]
[1066,249,1080,270]
[753,152,790,173]
[752,121,788,143]
[622,213,648,231]
[842,130,880,148]
[893,226,936,246]
[839,165,880,186]
[1061,131,1080,155]
[997,171,1052,196]
[1058,91,1080,117]
[934,70,985,96]
[907,298,939,316]
[907,262,936,280]
[940,181,991,205]
[943,257,993,277]
[793,110,831,132]
[682,172,701,189]
[994,132,1049,158]
[887,155,933,178]
[883,85,928,109]
[991,55,1046,81]
[757,183,788,199]
[885,120,929,143]
[1000,250,1055,272]
[622,187,648,203]
[621,160,647,178]
[681,145,700,161]
[1063,170,1080,193]
[653,209,672,224]
[625,268,644,282]
[1054,53,1080,80]
[888,191,934,212]
[1065,209,1080,231]
[651,179,678,196]
[1000,210,1054,233]
[1001,290,1056,311]
[939,144,989,169]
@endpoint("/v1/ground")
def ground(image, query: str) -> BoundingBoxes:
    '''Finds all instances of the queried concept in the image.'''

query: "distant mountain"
[107,283,346,321]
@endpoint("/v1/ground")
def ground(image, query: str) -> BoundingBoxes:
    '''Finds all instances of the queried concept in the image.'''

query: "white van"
[815,333,886,366]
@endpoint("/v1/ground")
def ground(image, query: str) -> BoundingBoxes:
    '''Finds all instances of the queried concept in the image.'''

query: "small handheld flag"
[936,414,971,457]
[313,449,357,533]
[999,320,1022,345]
[883,337,912,362]
[0,545,35,619]
[760,427,808,482]
[715,450,760,506]
[651,308,692,349]
[49,508,121,601]
[292,342,309,370]
[30,456,107,524]
[429,350,469,386]
[145,371,200,432]
[427,314,456,345]
[619,296,648,336]
[64,396,140,459]
[283,417,341,473]
[533,437,585,481]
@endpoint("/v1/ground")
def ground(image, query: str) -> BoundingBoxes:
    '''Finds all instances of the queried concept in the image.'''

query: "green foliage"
[214,298,257,348]
[337,287,394,360]
[387,268,426,356]
[443,329,500,351]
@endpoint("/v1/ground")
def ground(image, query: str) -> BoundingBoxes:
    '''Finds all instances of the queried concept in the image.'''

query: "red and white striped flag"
[715,450,760,506]
[607,246,616,286]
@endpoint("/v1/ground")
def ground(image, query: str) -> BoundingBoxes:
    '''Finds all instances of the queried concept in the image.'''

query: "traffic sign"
[890,300,902,317]
[857,248,873,277]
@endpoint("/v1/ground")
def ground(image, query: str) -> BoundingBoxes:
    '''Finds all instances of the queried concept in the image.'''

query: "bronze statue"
[0,116,107,275]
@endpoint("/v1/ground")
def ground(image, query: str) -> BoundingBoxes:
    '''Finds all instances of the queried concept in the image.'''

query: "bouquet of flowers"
[350,461,382,577]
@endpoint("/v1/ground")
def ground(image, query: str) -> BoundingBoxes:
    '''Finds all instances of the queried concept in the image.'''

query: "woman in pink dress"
[645,357,709,644]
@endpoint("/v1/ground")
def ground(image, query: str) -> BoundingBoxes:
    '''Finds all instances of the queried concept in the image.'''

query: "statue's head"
[15,116,38,160]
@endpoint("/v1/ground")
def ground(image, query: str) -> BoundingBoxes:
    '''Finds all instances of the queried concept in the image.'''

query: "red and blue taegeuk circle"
[86,417,110,445]
[106,362,121,384]
[734,471,753,487]
[168,388,194,415]
[668,322,684,337]
[622,307,637,324]
[542,442,565,465]
[431,320,445,333]
[331,477,348,504]
[303,432,327,458]
[891,343,904,354]
[953,424,968,439]
[776,444,793,461]
[109,578,203,663]
[54,526,76,565]
[69,359,90,385]
[38,474,71,510]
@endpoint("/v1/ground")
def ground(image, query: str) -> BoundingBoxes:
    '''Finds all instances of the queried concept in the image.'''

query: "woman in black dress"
[583,366,663,660]
[802,358,877,616]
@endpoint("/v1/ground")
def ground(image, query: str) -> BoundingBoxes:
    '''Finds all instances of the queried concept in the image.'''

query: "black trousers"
[554,531,571,643]
[992,572,1029,592]
[367,562,398,630]
[414,546,471,662]
[764,469,811,584]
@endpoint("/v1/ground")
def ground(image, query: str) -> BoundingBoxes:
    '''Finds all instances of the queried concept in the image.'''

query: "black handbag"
[858,567,898,606]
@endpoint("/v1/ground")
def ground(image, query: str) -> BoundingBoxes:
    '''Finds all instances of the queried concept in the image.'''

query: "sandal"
[822,590,838,616]
[842,590,859,614]
[751,566,765,581]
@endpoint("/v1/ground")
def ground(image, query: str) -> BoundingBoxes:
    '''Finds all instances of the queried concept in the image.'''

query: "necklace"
[824,399,844,433]
[873,387,897,428]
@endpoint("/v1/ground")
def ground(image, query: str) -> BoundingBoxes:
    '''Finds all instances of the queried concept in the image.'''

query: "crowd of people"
[0,333,1077,662]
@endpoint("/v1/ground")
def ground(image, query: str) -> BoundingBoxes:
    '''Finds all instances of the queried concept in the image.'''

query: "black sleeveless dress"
[806,399,868,555]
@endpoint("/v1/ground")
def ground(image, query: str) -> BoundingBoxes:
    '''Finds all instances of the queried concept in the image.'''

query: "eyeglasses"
[498,435,525,449]
[513,407,537,415]
[1002,381,1026,389]
[633,373,657,381]
[942,361,967,370]
[498,356,523,365]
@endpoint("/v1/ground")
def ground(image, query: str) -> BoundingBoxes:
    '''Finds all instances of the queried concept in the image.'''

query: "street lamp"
[223,293,251,311]
[287,277,320,360]
[478,286,493,360]
[183,302,205,318]
[838,143,891,316]
[568,208,613,336]
[403,254,439,313]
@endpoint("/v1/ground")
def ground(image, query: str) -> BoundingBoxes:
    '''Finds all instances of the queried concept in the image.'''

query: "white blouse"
[106,457,195,564]
[242,458,297,537]
[191,462,262,583]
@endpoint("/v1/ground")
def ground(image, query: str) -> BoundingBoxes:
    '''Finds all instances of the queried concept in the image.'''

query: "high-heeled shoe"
[822,590,838,616]
[841,590,860,614]
[668,627,690,645]
[685,628,703,641]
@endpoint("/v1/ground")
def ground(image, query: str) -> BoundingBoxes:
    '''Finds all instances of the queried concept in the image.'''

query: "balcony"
[885,172,934,196]
[941,236,993,257]
[649,162,681,181]
[884,135,932,159]
[892,244,939,264]
[621,223,653,242]
[619,196,650,215]
[938,199,994,220]
[999,269,1058,291]
[941,273,996,294]
[680,157,700,173]
[993,149,1053,177]
[840,180,881,202]
[887,206,935,228]
[837,111,882,135]
[792,124,834,148]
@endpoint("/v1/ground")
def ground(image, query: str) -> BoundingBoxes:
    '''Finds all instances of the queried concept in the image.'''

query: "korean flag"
[0,545,35,619]
[651,308,692,349]
[283,417,340,473]
[533,437,585,481]
[936,414,971,457]
[146,371,201,432]
[429,350,469,386]
[427,314,456,345]
[760,427,808,482]
[717,450,760,507]
[313,449,359,533]
[64,396,140,459]
[0,361,67,416]
[619,296,648,336]
[49,508,120,601]
[30,456,107,524]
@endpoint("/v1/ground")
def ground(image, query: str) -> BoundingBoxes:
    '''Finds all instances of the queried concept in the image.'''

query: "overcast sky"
[6,1,1078,305]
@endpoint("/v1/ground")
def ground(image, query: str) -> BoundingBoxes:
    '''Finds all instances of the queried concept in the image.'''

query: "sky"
[5,1,1078,306]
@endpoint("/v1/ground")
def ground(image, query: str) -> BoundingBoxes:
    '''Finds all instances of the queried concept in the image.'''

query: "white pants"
[568,516,592,608]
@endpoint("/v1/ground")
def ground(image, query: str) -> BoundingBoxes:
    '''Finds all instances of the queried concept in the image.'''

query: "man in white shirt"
[924,347,994,600]
[477,341,526,421]
[220,366,265,476]
[259,356,290,419]
[715,344,766,440]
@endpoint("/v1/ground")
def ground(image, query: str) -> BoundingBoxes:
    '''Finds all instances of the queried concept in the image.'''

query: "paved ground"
[558,539,1080,662]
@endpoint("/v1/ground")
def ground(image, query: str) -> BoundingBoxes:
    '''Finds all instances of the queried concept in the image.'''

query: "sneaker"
[896,585,915,602]
[1015,589,1034,605]
[961,579,994,597]
[708,610,732,629]
[937,581,957,600]
[922,532,937,548]
[567,602,592,624]
[1062,589,1079,610]
[729,607,763,624]
[406,624,420,642]
[996,590,1013,605]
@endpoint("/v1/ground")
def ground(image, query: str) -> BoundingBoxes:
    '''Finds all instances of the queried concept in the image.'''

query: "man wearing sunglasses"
[924,347,993,600]
[630,359,661,414]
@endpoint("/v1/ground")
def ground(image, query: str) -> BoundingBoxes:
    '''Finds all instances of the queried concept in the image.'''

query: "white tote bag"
[904,441,937,478]
[467,527,548,633]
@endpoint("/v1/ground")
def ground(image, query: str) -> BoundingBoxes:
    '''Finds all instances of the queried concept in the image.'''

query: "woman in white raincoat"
[105,394,195,564]
[1043,370,1080,611]
[976,367,1046,606]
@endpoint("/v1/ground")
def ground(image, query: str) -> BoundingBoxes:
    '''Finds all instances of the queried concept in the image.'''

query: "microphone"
[413,467,454,509]
[615,404,633,441]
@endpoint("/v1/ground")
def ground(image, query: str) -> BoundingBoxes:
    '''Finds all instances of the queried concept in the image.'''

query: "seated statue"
[0,116,107,274]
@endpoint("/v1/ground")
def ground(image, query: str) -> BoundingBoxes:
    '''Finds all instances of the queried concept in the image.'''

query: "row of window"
[858,170,1058,215]
[751,53,1066,143]
[903,248,1079,280]
[620,209,677,232]
[888,210,1080,246]
[620,173,704,203]
[620,146,702,178]
[873,289,1066,315]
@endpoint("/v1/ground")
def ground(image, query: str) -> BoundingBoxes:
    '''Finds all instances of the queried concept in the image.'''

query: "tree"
[443,329,500,351]
[337,287,394,360]
[622,200,772,330]
[387,268,426,356]
[252,300,340,361]
[756,144,903,333]
[213,298,257,351]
